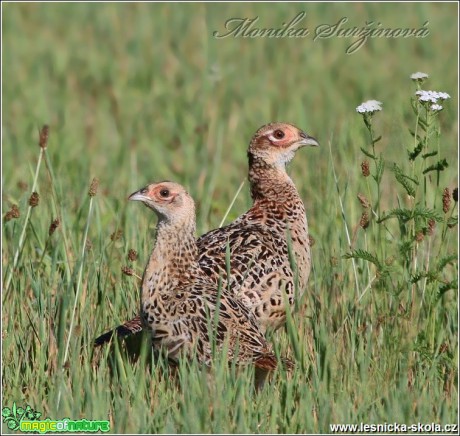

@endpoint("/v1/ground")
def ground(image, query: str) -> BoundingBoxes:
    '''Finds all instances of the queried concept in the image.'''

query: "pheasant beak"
[298,131,319,147]
[128,188,150,202]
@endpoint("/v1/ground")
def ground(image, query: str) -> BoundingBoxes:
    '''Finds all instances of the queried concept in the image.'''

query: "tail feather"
[254,354,295,371]
[254,353,278,371]
[94,316,143,346]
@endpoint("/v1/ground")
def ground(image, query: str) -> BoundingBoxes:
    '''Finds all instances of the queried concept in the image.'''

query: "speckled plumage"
[95,122,318,346]
[126,181,280,369]
[198,123,317,330]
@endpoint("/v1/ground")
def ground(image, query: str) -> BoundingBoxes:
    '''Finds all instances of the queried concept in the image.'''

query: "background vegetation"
[2,2,458,433]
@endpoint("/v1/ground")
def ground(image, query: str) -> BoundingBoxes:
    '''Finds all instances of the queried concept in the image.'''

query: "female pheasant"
[126,181,282,370]
[95,122,318,345]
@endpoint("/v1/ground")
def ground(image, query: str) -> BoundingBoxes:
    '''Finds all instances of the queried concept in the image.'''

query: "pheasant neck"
[143,217,199,292]
[247,153,311,293]
[248,152,299,202]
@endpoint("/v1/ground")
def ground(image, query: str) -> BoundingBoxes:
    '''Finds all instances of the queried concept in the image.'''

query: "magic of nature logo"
[2,402,110,434]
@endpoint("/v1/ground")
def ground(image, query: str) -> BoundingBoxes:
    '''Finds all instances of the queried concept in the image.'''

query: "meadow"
[2,2,458,433]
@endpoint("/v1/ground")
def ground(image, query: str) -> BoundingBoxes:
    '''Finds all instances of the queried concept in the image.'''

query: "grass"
[2,2,458,433]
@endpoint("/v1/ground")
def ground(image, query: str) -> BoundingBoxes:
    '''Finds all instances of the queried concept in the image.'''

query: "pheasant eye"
[159,189,170,198]
[273,129,285,139]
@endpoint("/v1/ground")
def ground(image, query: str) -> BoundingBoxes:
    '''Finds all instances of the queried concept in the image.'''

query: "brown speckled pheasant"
[95,122,318,346]
[126,181,282,370]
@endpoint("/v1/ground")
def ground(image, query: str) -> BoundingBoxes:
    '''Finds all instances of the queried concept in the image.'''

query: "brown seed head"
[357,193,370,209]
[49,218,60,236]
[127,249,138,261]
[11,205,20,219]
[17,181,28,191]
[427,219,435,236]
[439,343,449,354]
[308,235,315,247]
[453,187,458,203]
[4,205,20,222]
[442,188,451,213]
[85,239,93,251]
[415,231,424,243]
[361,160,370,177]
[29,192,40,207]
[359,211,370,229]
[122,266,134,276]
[111,229,123,241]
[88,178,99,197]
[39,125,50,149]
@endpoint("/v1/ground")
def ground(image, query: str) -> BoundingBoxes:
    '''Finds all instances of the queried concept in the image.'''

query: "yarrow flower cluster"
[415,90,450,103]
[356,100,383,114]
[410,72,429,81]
[415,90,450,111]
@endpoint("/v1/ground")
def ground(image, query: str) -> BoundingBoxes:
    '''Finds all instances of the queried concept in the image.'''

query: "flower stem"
[4,148,44,294]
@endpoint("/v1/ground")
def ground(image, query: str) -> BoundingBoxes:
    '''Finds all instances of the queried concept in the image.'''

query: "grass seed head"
[17,181,28,191]
[357,193,370,209]
[415,231,424,243]
[4,211,14,222]
[11,204,20,218]
[128,249,138,261]
[439,342,449,354]
[359,211,370,229]
[88,177,99,197]
[442,188,451,213]
[39,125,50,149]
[49,218,60,236]
[361,160,370,177]
[428,219,436,236]
[5,205,21,221]
[122,266,134,276]
[111,229,123,241]
[29,192,40,207]
[308,235,315,247]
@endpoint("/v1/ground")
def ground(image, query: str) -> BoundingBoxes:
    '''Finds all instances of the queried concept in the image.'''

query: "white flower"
[437,92,450,100]
[430,104,443,111]
[416,90,438,103]
[410,72,429,80]
[415,90,451,104]
[356,100,383,114]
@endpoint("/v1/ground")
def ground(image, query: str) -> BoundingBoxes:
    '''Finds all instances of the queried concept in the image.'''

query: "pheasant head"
[248,122,319,168]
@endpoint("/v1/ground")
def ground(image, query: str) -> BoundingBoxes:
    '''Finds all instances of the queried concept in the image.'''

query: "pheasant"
[95,122,318,346]
[125,181,283,371]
